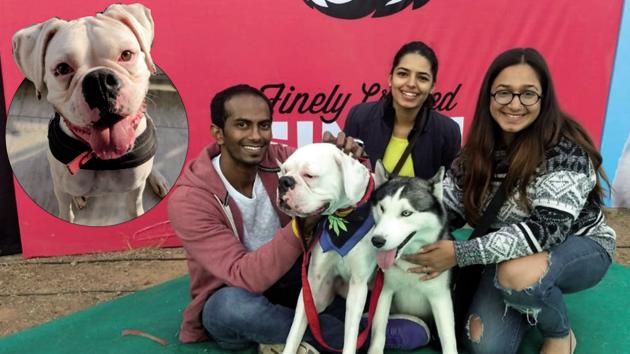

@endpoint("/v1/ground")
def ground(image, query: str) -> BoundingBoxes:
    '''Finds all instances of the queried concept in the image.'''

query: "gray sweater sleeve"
[453,141,596,267]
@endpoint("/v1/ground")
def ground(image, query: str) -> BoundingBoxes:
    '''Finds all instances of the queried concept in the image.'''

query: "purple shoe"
[384,314,431,350]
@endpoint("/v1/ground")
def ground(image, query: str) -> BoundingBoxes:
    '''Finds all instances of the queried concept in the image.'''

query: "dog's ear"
[12,18,65,99]
[275,158,284,177]
[102,3,156,74]
[373,159,389,187]
[428,166,445,201]
[335,151,370,205]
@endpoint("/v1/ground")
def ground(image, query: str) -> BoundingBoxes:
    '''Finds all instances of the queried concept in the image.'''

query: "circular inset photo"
[6,67,188,226]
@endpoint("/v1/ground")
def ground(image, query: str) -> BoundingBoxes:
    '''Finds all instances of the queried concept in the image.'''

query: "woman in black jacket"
[343,41,461,178]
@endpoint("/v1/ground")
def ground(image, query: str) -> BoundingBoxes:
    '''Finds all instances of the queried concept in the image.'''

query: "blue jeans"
[201,259,347,352]
[464,236,611,354]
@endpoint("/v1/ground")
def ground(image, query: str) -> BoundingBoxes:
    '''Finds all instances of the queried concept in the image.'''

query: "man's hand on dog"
[405,240,457,281]
[322,131,365,159]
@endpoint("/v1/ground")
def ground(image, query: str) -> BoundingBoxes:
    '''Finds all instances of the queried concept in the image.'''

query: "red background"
[0,0,622,257]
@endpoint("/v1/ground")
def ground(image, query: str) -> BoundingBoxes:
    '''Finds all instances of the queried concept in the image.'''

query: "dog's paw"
[148,169,169,197]
[72,196,88,210]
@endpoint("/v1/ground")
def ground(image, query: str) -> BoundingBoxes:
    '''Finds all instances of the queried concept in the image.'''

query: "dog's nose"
[278,176,296,194]
[371,236,386,248]
[83,68,121,111]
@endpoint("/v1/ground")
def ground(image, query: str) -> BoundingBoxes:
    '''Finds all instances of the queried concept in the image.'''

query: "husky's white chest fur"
[367,168,458,354]
[386,260,452,318]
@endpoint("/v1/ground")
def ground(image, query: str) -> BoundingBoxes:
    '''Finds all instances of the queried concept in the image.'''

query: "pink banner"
[0,0,622,257]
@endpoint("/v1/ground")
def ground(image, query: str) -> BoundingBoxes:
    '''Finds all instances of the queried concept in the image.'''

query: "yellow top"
[383,136,415,177]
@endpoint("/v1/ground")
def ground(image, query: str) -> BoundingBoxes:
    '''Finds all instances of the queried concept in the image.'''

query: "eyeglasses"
[491,90,542,106]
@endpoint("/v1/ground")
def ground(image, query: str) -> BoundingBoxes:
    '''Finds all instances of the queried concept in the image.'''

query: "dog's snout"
[278,176,296,194]
[371,236,386,248]
[83,69,121,111]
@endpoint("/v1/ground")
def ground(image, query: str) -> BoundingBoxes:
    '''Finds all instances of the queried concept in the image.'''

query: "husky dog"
[368,168,458,354]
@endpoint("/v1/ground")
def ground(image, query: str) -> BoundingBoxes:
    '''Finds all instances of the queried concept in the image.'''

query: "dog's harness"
[48,110,157,175]
[295,173,384,352]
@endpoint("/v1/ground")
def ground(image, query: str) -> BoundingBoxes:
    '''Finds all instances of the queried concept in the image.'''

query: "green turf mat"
[1,261,628,354]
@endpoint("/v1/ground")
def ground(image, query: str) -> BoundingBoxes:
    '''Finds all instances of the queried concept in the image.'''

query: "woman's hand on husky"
[405,240,457,281]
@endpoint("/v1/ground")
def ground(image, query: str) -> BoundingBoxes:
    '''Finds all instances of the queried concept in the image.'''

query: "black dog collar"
[48,113,158,171]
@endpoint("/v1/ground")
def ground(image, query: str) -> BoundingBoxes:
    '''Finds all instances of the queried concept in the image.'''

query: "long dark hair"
[461,48,608,224]
[385,40,438,109]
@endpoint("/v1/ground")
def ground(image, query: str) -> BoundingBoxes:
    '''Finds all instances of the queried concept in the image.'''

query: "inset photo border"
[6,68,188,226]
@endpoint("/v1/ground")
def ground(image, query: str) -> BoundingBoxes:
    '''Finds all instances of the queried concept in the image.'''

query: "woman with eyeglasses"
[405,48,616,354]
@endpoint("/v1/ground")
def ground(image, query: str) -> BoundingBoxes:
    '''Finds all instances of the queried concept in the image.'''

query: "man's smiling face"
[214,94,272,168]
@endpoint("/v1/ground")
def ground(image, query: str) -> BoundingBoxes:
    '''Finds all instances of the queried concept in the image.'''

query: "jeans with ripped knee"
[463,235,611,354]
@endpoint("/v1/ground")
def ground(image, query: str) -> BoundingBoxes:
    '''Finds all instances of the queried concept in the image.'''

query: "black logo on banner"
[304,0,429,20]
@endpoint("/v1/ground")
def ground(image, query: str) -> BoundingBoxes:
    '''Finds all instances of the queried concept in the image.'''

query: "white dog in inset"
[368,169,458,354]
[12,4,168,225]
[277,143,385,354]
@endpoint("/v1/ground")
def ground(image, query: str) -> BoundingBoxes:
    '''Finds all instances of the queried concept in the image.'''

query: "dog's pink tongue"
[377,250,396,270]
[89,115,135,160]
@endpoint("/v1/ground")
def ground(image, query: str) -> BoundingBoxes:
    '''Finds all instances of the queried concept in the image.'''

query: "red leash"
[299,228,384,352]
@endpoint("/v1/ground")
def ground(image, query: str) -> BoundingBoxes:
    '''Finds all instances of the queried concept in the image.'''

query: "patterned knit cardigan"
[444,137,616,267]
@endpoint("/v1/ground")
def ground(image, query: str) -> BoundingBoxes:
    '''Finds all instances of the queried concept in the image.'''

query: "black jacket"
[343,98,461,179]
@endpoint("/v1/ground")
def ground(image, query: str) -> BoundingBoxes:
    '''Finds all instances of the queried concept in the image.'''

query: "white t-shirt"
[213,155,281,251]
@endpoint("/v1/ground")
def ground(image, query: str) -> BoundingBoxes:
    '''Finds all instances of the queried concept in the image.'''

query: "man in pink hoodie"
[169,84,343,353]
[168,84,429,354]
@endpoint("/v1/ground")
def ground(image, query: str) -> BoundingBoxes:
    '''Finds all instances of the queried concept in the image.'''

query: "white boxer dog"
[277,143,385,354]
[12,3,168,225]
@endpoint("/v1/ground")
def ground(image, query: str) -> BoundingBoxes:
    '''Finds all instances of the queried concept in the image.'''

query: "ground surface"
[1,209,629,338]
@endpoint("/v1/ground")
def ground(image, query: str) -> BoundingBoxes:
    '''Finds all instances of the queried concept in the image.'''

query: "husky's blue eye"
[401,210,412,217]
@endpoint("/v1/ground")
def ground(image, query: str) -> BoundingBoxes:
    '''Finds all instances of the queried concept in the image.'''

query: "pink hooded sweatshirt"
[168,142,302,343]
